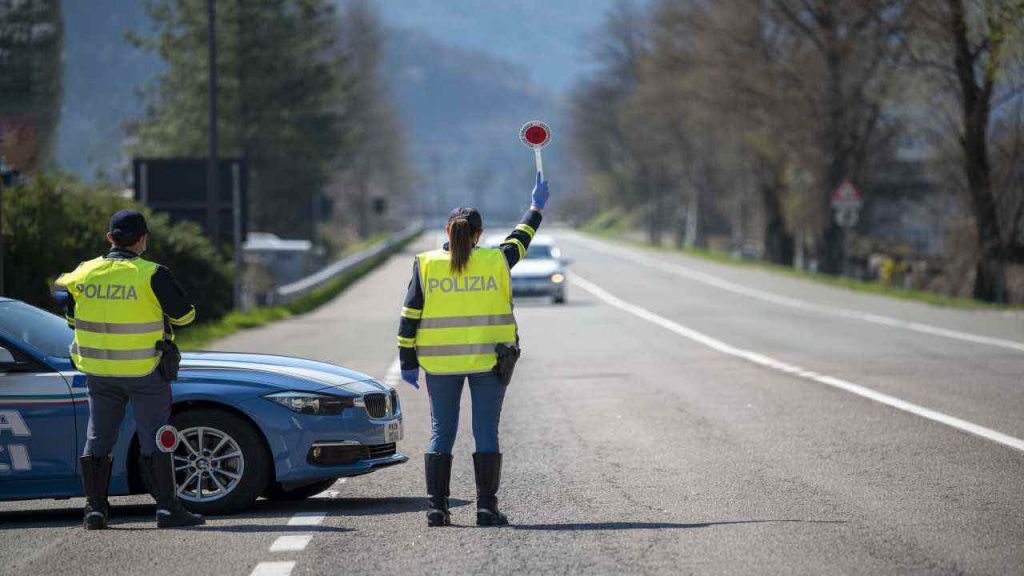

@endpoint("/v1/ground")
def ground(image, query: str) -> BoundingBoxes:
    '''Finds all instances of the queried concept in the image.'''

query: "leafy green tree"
[0,0,64,170]
[127,0,350,241]
[1,173,232,321]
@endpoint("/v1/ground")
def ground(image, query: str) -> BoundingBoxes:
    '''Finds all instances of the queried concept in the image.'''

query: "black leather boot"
[425,452,453,527]
[140,452,205,528]
[80,454,112,530]
[473,452,508,526]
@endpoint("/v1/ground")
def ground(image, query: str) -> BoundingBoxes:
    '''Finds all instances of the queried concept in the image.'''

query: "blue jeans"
[425,372,506,454]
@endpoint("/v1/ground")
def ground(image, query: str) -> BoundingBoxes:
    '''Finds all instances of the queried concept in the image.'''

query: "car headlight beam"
[263,391,354,415]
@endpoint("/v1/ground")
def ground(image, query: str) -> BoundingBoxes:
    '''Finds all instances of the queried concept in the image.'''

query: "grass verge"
[176,231,419,351]
[581,227,1021,311]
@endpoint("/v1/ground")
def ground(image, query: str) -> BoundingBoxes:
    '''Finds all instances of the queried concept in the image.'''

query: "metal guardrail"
[274,224,423,305]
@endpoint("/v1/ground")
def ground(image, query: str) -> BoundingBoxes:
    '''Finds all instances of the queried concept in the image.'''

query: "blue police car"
[0,297,407,515]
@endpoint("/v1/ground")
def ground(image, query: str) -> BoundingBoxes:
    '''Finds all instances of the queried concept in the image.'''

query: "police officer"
[397,172,550,527]
[53,210,204,530]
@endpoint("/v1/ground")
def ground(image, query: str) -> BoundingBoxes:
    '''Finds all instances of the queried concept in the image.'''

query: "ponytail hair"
[447,207,483,275]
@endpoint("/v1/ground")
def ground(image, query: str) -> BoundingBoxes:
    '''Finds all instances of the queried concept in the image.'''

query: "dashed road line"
[572,273,1024,453]
[287,511,326,527]
[270,535,314,552]
[249,561,296,576]
[567,233,1024,354]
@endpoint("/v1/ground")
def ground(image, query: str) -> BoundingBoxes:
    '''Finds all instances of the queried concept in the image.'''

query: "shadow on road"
[0,495,455,530]
[510,519,848,531]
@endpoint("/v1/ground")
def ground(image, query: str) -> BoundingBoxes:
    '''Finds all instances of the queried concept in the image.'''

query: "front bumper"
[511,277,564,297]
[241,389,409,485]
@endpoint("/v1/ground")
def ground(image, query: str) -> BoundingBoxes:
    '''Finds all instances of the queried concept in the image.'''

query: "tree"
[326,0,412,244]
[759,0,912,274]
[1,173,232,320]
[127,0,350,242]
[0,0,63,171]
[911,0,1024,301]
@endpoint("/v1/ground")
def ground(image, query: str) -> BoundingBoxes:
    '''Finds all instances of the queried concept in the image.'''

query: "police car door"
[0,331,79,498]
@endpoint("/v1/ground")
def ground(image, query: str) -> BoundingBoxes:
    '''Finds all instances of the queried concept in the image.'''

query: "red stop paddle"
[520,121,551,178]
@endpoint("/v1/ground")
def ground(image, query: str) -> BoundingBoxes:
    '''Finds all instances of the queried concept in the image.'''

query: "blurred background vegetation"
[566,0,1024,303]
[1,0,1023,309]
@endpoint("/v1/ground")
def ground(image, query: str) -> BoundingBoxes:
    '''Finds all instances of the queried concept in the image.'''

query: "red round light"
[525,125,548,146]
[159,429,177,449]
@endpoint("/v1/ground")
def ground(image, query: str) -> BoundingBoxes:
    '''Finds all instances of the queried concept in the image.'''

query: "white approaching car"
[486,234,569,304]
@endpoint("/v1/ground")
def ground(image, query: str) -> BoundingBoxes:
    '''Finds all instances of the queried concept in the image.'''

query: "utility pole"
[0,156,5,297]
[206,0,220,246]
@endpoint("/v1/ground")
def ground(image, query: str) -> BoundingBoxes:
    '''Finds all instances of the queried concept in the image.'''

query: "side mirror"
[561,257,574,266]
[0,346,35,373]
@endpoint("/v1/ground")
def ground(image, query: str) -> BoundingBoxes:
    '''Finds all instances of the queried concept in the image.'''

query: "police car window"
[0,302,74,358]
[525,245,554,259]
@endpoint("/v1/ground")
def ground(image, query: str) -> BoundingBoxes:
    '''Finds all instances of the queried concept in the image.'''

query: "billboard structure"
[132,157,249,246]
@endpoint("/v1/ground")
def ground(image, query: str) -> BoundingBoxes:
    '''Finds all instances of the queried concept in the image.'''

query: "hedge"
[1,173,233,321]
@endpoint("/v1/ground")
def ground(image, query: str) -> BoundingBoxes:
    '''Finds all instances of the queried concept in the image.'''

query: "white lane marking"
[287,512,326,527]
[270,535,314,553]
[572,273,1024,453]
[567,233,1024,354]
[385,356,401,386]
[250,562,295,576]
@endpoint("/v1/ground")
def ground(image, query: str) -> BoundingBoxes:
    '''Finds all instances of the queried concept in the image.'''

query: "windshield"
[0,301,74,358]
[524,245,559,260]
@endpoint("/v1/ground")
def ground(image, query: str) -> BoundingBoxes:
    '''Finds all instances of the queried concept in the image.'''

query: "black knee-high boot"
[139,452,205,528]
[473,452,508,526]
[425,452,453,527]
[80,454,112,530]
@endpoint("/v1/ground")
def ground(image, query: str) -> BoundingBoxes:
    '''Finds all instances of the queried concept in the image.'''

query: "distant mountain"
[384,28,566,220]
[57,1,159,179]
[55,1,575,220]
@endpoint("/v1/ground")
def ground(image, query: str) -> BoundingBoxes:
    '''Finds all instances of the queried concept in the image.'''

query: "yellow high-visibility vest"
[55,256,166,377]
[416,248,516,375]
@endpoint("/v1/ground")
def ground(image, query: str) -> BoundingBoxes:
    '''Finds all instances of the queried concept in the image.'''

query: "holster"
[154,339,181,383]
[493,343,520,387]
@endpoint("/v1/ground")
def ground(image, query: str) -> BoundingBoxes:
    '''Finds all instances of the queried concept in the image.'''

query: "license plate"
[384,420,403,443]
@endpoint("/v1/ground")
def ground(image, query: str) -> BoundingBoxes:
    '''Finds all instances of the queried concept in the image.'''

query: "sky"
[373,0,623,93]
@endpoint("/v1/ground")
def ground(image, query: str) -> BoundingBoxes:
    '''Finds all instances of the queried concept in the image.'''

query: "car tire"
[171,408,271,516]
[263,478,338,501]
[553,292,567,304]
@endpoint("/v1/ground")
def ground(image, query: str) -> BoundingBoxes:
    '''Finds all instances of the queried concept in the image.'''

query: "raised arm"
[499,172,549,269]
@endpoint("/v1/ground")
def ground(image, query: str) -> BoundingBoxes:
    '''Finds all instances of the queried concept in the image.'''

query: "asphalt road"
[3,229,1023,576]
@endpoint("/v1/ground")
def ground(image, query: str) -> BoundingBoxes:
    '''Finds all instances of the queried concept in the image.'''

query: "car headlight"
[264,391,354,415]
[551,273,565,284]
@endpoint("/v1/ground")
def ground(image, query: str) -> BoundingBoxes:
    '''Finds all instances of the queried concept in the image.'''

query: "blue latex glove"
[531,171,550,210]
[400,368,420,389]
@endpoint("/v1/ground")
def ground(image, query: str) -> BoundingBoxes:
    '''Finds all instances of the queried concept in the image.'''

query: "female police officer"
[397,172,549,527]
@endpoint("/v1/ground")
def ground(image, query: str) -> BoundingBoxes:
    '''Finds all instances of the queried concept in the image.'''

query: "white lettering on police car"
[0,411,31,436]
[0,412,33,472]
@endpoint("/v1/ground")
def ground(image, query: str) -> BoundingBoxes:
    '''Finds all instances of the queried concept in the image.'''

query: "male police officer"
[54,210,205,530]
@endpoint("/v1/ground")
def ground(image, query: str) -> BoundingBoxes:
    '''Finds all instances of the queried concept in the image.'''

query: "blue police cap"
[109,210,149,245]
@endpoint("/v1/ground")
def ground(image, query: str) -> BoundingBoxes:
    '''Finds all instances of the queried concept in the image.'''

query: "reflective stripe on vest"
[418,313,516,329]
[416,248,516,375]
[73,319,166,335]
[55,256,165,377]
[71,343,161,360]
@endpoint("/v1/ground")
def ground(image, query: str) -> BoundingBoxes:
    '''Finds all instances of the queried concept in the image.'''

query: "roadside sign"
[831,180,863,208]
[520,121,551,178]
[835,205,860,228]
[832,179,862,229]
